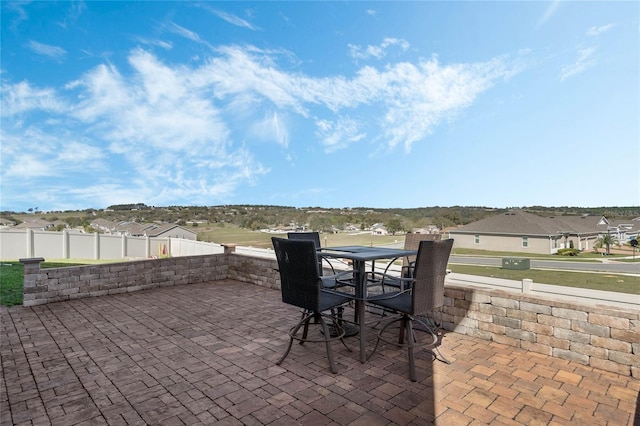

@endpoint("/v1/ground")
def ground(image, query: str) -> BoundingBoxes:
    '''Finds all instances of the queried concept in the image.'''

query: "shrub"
[557,248,580,256]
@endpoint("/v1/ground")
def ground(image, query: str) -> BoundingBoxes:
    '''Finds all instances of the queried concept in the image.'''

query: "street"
[449,255,640,275]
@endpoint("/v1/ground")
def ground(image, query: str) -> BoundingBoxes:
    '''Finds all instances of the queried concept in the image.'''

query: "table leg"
[355,260,367,363]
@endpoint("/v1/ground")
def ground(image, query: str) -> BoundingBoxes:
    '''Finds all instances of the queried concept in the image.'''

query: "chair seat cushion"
[367,292,412,313]
[319,291,353,312]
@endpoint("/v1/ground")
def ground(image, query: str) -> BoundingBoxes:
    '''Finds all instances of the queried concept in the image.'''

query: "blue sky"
[1,1,638,212]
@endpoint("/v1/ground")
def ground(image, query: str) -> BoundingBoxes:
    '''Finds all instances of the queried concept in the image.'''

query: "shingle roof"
[450,210,609,236]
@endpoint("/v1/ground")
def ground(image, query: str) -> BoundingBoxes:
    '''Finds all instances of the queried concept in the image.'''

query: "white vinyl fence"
[0,229,224,260]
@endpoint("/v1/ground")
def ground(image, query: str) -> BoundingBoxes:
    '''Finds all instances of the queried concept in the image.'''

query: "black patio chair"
[287,231,352,289]
[366,238,454,381]
[378,233,442,292]
[272,237,355,373]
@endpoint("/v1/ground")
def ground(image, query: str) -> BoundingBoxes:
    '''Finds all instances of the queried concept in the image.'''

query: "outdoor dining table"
[318,246,418,363]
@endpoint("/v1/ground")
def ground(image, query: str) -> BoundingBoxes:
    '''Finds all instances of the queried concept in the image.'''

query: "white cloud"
[165,21,212,50]
[537,0,561,27]
[587,24,615,36]
[1,44,516,208]
[559,46,596,82]
[206,8,259,30]
[27,40,67,59]
[134,36,173,50]
[1,81,67,116]
[315,118,366,152]
[348,38,410,61]
[249,111,290,147]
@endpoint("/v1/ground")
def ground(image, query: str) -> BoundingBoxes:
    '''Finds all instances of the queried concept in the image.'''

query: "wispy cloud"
[1,44,517,208]
[1,81,66,116]
[348,38,410,61]
[559,46,596,82]
[134,36,173,50]
[587,24,615,36]
[315,117,366,152]
[27,40,67,60]
[166,22,202,43]
[57,1,86,29]
[200,5,259,30]
[537,0,561,28]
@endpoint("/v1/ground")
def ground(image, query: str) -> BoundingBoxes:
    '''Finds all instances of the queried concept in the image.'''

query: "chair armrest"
[320,287,356,300]
[365,271,413,291]
[366,287,412,301]
[322,270,355,289]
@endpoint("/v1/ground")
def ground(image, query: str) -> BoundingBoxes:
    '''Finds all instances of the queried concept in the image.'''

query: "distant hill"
[2,205,638,235]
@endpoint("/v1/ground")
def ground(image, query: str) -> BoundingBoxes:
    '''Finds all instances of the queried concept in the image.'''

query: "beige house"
[447,210,638,254]
[90,219,197,241]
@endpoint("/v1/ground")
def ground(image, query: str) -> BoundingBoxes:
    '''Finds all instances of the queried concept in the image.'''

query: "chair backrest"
[411,239,454,315]
[272,237,322,310]
[402,233,441,269]
[287,232,323,274]
[287,231,321,248]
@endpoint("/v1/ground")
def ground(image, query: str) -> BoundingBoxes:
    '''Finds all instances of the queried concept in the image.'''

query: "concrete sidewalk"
[1,280,638,425]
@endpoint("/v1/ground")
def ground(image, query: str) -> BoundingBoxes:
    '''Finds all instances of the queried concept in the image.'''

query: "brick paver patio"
[1,280,638,425]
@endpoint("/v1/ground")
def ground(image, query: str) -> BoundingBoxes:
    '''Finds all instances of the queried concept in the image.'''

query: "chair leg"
[278,310,348,373]
[331,316,352,352]
[406,318,417,382]
[300,313,314,344]
[319,316,338,374]
[398,316,408,344]
[414,316,450,364]
[277,312,313,366]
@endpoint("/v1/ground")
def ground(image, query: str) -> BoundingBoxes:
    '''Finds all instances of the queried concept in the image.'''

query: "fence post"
[121,235,127,259]
[94,232,100,260]
[26,229,34,258]
[145,236,150,258]
[522,278,533,294]
[63,230,70,259]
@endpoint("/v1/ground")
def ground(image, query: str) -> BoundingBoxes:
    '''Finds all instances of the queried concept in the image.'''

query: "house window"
[474,234,480,244]
[522,236,528,247]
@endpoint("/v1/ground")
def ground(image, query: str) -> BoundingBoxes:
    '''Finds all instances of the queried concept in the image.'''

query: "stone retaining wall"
[442,285,639,378]
[21,254,228,305]
[20,254,638,377]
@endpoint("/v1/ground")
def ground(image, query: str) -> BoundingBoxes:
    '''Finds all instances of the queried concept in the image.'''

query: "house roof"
[14,219,54,229]
[144,223,196,237]
[450,210,617,237]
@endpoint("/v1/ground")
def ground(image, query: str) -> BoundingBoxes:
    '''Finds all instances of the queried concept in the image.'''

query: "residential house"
[143,223,197,240]
[14,219,55,231]
[412,226,440,235]
[370,224,388,236]
[447,210,639,254]
[89,219,197,240]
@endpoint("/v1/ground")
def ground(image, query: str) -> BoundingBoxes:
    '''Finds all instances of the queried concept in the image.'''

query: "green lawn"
[448,264,640,295]
[196,225,405,248]
[0,260,118,307]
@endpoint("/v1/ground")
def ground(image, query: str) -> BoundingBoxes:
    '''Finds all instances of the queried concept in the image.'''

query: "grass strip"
[448,264,640,295]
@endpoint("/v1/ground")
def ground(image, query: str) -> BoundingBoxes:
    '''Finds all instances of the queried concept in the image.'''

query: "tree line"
[2,204,638,235]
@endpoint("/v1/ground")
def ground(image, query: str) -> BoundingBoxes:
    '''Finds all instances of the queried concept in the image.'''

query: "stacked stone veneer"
[21,254,229,305]
[442,284,639,378]
[20,254,638,377]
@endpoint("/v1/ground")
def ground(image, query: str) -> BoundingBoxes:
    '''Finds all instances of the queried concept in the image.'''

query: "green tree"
[386,218,403,235]
[309,215,332,233]
[595,233,618,255]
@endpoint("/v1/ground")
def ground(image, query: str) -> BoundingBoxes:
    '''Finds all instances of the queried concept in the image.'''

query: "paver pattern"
[1,280,638,425]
